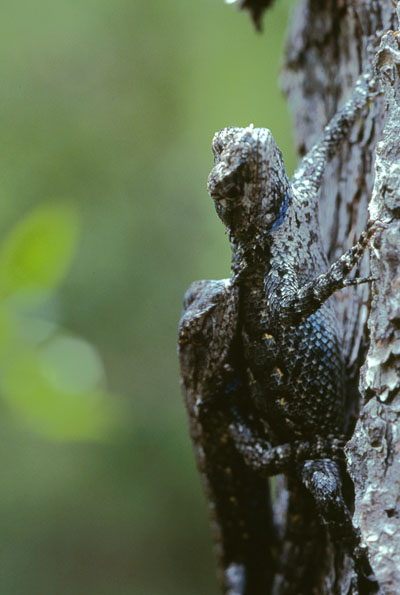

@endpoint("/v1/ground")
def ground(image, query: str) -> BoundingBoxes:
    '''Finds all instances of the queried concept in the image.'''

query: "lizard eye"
[212,138,225,157]
[211,127,242,159]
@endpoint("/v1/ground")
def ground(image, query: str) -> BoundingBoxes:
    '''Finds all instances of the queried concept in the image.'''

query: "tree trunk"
[181,1,400,591]
[239,0,400,592]
[279,1,399,592]
[346,29,400,594]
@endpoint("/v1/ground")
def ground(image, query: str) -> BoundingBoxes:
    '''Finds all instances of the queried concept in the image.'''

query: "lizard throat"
[266,190,291,235]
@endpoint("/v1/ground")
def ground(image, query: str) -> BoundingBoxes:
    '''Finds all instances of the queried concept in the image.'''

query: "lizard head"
[207,125,291,245]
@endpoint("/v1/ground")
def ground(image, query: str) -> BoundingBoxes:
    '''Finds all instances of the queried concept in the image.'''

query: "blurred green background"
[0,1,296,593]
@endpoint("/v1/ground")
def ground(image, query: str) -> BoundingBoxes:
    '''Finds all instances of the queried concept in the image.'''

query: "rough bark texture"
[283,0,391,378]
[346,29,400,594]
[281,1,400,593]
[181,2,400,592]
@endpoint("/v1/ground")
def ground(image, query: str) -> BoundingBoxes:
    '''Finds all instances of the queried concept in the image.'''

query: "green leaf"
[1,346,119,441]
[0,204,79,298]
[38,335,104,394]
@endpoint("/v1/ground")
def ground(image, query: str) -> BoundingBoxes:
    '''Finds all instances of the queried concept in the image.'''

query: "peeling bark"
[346,29,400,594]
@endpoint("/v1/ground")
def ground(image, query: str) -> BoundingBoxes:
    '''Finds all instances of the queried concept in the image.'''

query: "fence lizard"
[178,73,380,594]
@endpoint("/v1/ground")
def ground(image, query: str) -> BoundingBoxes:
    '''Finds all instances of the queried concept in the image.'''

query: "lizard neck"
[231,237,272,283]
[230,190,295,282]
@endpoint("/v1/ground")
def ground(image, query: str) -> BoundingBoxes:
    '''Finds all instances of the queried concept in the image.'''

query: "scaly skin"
[178,73,380,594]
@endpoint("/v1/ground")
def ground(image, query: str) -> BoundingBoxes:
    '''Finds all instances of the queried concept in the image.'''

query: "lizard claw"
[366,218,386,234]
[343,275,379,287]
[355,219,386,252]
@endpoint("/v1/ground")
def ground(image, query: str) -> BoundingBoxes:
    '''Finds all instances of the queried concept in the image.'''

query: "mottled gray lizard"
[178,73,380,594]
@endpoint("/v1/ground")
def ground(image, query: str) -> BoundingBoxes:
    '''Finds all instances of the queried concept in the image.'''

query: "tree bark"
[346,29,400,594]
[278,1,399,592]
[182,1,400,591]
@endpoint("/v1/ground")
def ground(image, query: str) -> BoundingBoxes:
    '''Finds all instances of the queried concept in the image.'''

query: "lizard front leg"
[292,72,378,197]
[265,220,383,326]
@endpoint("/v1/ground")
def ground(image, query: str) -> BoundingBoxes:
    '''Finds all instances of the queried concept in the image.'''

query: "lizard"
[178,72,380,594]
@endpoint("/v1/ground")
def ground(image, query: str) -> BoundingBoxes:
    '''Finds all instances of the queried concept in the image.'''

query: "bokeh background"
[0,1,296,593]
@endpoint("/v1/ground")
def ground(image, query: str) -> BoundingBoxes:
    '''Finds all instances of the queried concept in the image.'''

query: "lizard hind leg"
[300,459,355,546]
[300,459,377,593]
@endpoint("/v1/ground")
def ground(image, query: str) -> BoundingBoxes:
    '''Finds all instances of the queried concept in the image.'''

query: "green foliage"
[0,205,119,441]
[0,205,79,297]
[0,0,295,593]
